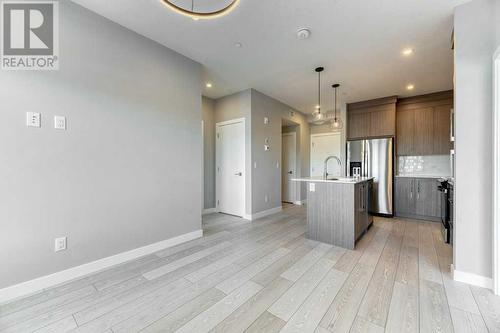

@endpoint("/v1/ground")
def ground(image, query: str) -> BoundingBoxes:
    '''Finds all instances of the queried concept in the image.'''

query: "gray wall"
[210,89,310,216]
[214,90,253,216]
[454,0,499,279]
[0,1,202,288]
[202,97,215,209]
[251,90,310,213]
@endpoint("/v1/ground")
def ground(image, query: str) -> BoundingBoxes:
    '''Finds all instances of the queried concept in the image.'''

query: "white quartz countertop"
[292,176,374,184]
[396,174,451,179]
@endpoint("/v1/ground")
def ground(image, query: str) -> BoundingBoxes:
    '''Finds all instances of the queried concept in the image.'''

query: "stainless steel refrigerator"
[347,138,394,216]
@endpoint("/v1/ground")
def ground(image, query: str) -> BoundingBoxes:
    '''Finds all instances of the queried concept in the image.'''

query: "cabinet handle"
[417,180,420,200]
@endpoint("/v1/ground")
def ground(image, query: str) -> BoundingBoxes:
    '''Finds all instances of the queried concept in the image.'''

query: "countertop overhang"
[292,176,374,184]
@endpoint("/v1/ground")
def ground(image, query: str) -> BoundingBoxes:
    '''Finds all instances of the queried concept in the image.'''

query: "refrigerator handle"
[362,141,367,177]
[365,141,370,177]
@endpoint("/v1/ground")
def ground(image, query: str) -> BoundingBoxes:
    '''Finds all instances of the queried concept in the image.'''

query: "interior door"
[310,133,342,177]
[282,133,296,203]
[216,120,245,217]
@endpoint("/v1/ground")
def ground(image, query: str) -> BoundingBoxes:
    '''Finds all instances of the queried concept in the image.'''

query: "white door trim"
[493,47,500,295]
[282,132,298,204]
[215,118,246,217]
[310,132,343,176]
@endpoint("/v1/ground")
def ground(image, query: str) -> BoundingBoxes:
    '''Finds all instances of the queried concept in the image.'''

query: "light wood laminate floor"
[1,205,499,333]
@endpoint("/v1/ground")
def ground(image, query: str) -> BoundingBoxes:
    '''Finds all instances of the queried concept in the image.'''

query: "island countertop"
[292,176,374,184]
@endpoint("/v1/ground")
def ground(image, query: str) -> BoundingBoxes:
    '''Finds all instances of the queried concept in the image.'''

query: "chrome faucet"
[324,155,342,179]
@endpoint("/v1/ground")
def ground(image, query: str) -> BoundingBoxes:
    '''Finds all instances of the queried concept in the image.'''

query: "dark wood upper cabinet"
[414,107,434,155]
[396,91,453,156]
[347,97,397,140]
[370,108,396,137]
[396,109,415,155]
[348,112,370,139]
[433,105,452,154]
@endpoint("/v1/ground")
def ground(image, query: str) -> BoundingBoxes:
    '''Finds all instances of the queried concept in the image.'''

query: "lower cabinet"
[395,177,441,221]
[355,181,373,240]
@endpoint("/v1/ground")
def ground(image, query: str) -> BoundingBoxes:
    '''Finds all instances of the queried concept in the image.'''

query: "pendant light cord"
[334,86,337,120]
[318,71,321,114]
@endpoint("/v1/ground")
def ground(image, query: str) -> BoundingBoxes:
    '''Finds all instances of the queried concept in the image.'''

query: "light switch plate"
[26,112,41,127]
[309,183,316,192]
[54,237,67,252]
[54,116,66,130]
[264,117,269,125]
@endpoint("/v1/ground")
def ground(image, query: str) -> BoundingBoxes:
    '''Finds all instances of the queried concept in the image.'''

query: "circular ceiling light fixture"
[161,0,240,20]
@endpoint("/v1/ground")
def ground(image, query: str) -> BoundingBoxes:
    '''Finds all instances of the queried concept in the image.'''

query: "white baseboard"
[243,206,283,221]
[202,208,217,215]
[453,268,493,289]
[293,200,307,206]
[0,229,203,304]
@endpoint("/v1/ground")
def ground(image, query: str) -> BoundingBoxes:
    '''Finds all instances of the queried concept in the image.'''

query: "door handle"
[234,172,242,176]
[288,171,293,174]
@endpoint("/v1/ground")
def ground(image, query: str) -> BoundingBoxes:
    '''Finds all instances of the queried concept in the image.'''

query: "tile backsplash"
[397,155,451,177]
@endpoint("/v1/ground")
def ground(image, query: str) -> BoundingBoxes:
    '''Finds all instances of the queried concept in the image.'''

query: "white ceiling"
[71,0,468,113]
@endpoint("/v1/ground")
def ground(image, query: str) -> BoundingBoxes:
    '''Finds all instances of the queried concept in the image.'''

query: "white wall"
[454,0,499,281]
[0,1,202,289]
[309,104,348,176]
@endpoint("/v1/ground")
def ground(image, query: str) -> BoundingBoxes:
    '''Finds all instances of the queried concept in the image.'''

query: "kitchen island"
[293,177,374,249]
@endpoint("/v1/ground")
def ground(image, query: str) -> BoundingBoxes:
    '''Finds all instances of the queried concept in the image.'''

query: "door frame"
[493,48,500,294]
[282,132,298,204]
[215,118,246,217]
[310,132,343,176]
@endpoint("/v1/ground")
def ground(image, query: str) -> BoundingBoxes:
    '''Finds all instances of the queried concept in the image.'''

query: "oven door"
[439,186,451,243]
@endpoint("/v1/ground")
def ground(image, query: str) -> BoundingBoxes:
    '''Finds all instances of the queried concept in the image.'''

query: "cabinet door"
[354,183,366,239]
[414,108,434,155]
[370,109,396,137]
[348,112,370,139]
[395,178,415,215]
[396,109,415,155]
[415,178,440,217]
[433,105,452,154]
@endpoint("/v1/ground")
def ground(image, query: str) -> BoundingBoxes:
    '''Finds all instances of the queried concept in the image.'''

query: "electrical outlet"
[54,116,66,130]
[309,183,316,192]
[265,195,269,203]
[54,237,67,252]
[26,112,41,127]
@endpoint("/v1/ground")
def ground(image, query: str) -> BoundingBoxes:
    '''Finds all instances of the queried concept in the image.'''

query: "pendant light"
[312,67,325,124]
[330,83,343,130]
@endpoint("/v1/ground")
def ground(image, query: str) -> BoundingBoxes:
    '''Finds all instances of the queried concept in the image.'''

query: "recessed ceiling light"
[406,84,415,90]
[402,48,414,56]
[206,83,212,88]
